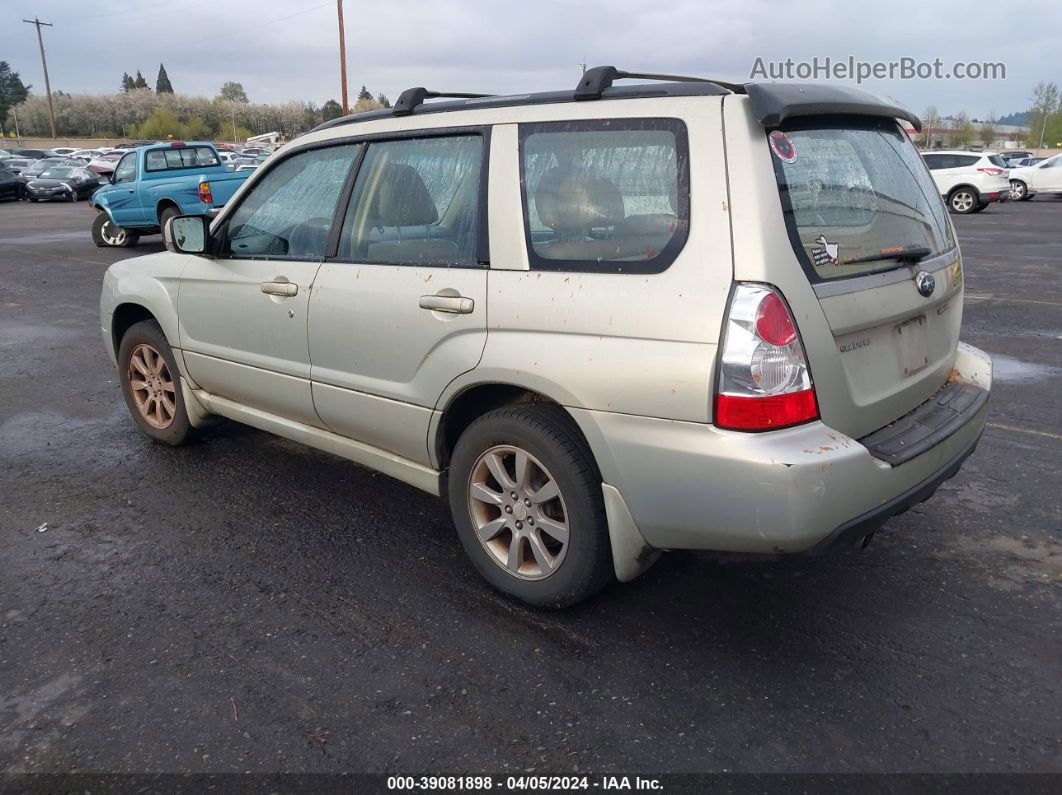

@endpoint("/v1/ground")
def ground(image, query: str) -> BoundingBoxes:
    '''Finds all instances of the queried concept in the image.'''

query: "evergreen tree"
[321,99,343,121]
[357,85,373,103]
[0,61,31,126]
[121,72,135,93]
[377,93,391,108]
[133,70,150,90]
[155,63,174,94]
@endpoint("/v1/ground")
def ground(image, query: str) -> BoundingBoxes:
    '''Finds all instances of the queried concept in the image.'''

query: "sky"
[4,0,1059,119]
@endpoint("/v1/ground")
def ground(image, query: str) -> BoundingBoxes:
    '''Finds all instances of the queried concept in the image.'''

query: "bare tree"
[978,112,997,149]
[921,105,940,148]
[949,112,976,149]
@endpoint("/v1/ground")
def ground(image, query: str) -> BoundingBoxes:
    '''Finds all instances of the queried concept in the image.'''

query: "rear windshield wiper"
[843,245,932,266]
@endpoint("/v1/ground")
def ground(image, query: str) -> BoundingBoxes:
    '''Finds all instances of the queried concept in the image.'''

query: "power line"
[23,17,57,139]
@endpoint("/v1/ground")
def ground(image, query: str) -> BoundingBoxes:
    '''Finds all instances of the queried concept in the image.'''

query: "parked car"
[11,148,49,159]
[24,165,102,202]
[0,167,27,201]
[89,141,252,247]
[87,151,126,176]
[1013,157,1045,168]
[68,148,107,162]
[45,147,81,158]
[20,157,85,179]
[237,146,271,157]
[1001,150,1034,165]
[922,150,1010,213]
[1008,153,1062,201]
[99,68,992,607]
[3,157,37,176]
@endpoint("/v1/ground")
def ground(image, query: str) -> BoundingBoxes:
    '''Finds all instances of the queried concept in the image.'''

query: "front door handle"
[419,294,474,314]
[261,281,298,297]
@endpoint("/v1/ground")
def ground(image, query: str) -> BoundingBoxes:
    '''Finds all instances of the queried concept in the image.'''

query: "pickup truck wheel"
[117,320,195,446]
[158,206,180,232]
[448,404,614,609]
[92,211,140,248]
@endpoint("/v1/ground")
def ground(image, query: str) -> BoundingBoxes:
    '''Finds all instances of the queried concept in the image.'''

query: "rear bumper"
[571,342,992,555]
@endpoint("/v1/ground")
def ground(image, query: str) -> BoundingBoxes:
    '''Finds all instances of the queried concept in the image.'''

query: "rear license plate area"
[896,315,929,376]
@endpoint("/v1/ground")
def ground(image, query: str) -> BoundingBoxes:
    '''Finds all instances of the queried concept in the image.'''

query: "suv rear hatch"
[725,99,964,440]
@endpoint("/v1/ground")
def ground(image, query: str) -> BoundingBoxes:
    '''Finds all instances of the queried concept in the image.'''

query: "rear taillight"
[198,181,213,204]
[714,283,818,431]
[977,167,1005,176]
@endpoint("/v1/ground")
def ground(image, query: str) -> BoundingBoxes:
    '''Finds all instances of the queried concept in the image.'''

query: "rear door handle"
[260,281,298,297]
[419,294,474,314]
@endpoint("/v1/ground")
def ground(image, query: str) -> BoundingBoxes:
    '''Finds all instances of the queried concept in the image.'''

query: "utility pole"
[23,17,57,139]
[336,0,349,114]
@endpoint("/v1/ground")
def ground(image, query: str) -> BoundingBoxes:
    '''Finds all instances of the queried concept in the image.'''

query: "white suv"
[922,150,1011,213]
[100,67,992,607]
[1007,153,1062,201]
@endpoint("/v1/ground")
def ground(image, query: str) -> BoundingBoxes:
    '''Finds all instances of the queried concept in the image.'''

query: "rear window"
[144,146,220,172]
[771,118,955,281]
[987,155,1009,168]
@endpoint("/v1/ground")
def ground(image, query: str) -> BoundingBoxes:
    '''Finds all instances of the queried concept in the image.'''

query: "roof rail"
[392,87,493,117]
[574,65,744,101]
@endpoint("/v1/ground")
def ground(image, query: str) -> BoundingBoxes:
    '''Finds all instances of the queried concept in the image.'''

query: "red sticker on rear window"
[769,131,796,163]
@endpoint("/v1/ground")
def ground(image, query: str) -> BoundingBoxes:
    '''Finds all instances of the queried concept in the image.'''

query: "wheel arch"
[111,303,160,358]
[947,183,980,199]
[155,198,181,226]
[435,383,587,471]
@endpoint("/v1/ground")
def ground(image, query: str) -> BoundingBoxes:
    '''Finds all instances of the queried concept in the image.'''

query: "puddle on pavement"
[988,353,1061,383]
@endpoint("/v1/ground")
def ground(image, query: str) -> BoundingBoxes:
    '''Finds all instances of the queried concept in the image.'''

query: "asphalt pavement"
[0,197,1059,775]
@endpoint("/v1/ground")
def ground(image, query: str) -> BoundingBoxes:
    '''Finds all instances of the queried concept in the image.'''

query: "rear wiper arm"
[843,246,932,266]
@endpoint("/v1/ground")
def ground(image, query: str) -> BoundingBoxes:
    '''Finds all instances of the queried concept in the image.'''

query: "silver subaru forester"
[99,67,992,607]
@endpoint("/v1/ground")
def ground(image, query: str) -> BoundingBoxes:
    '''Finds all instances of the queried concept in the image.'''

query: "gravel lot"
[1,198,1059,775]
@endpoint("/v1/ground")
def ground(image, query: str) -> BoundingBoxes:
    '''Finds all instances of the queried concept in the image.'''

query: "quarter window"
[336,135,484,267]
[223,144,362,260]
[519,119,689,274]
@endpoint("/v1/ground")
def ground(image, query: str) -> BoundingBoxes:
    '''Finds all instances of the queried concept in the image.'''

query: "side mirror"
[164,214,210,255]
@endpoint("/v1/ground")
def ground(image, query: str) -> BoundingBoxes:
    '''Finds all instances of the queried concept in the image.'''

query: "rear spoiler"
[744,83,922,132]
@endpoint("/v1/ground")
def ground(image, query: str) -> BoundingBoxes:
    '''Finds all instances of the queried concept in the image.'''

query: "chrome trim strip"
[812,249,958,299]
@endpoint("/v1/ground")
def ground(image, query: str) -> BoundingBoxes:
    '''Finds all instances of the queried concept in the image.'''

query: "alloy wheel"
[1009,181,1026,200]
[101,220,127,246]
[127,343,176,429]
[467,444,569,581]
[951,191,974,212]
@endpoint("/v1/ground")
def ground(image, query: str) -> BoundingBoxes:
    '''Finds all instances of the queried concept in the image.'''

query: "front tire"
[948,187,979,214]
[448,404,614,609]
[92,211,140,248]
[117,320,195,446]
[1009,179,1030,201]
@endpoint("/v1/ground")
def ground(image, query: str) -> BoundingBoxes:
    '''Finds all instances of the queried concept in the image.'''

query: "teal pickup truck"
[89,141,252,248]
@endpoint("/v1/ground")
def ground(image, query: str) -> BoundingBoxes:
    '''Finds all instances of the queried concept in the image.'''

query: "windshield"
[40,168,75,179]
[771,118,955,280]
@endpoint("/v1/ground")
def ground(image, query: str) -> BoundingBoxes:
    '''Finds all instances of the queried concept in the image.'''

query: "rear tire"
[448,403,614,609]
[117,320,195,446]
[1009,179,1030,201]
[948,187,979,214]
[92,211,140,248]
[158,205,180,233]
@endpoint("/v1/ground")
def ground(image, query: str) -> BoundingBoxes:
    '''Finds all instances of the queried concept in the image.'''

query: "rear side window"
[954,155,980,168]
[771,118,955,281]
[144,146,220,172]
[987,155,1009,168]
[337,134,484,267]
[519,118,689,274]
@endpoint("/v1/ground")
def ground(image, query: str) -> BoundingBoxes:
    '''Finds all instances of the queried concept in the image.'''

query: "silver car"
[99,67,992,608]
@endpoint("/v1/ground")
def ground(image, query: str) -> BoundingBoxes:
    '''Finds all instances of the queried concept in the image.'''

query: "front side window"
[519,118,689,274]
[772,117,955,281]
[223,144,362,260]
[337,135,484,267]
[113,153,136,183]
